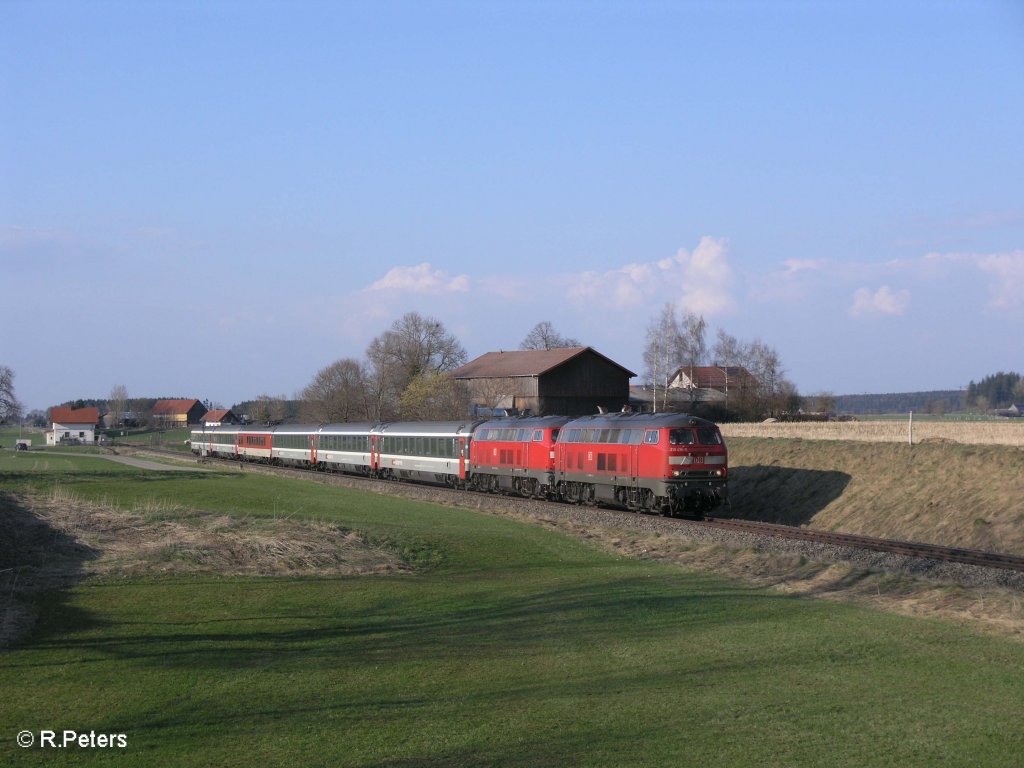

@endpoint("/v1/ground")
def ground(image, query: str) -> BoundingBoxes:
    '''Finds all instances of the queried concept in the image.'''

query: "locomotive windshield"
[668,429,694,445]
[668,427,723,446]
[697,427,722,445]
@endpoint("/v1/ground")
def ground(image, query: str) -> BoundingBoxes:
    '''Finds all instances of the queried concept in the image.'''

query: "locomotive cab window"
[668,429,694,446]
[697,428,723,445]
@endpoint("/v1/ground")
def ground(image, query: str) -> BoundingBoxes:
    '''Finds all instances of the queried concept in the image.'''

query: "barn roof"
[152,399,204,416]
[451,347,636,379]
[201,408,232,423]
[49,407,100,425]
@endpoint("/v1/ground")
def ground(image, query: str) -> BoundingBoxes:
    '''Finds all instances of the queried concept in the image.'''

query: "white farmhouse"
[47,406,100,445]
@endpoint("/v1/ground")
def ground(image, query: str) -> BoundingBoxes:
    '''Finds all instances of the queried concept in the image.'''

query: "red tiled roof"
[673,366,754,389]
[152,399,202,416]
[49,407,100,425]
[202,409,230,422]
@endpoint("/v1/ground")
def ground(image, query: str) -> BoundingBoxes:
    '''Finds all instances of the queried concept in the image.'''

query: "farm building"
[151,399,208,427]
[47,406,100,445]
[451,347,635,417]
[200,408,238,427]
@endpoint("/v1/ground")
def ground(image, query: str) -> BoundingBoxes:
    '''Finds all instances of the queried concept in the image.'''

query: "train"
[190,412,728,516]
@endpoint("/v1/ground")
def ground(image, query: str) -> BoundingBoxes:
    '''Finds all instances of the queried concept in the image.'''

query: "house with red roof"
[200,408,237,427]
[47,406,100,445]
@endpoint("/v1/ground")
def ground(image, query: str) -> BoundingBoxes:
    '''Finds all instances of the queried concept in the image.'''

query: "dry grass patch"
[34,486,410,578]
[721,420,1024,446]
[1,489,408,649]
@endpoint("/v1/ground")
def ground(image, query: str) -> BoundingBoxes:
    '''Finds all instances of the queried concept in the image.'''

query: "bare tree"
[301,358,369,423]
[519,321,581,351]
[642,304,707,411]
[643,305,678,412]
[252,394,288,425]
[0,365,22,424]
[365,312,467,419]
[467,376,522,414]
[108,384,129,428]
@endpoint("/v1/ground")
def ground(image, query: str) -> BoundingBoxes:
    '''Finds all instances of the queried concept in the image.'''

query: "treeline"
[966,372,1023,410]
[834,391,965,415]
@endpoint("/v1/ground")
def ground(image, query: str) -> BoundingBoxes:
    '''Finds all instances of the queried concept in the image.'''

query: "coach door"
[309,433,318,466]
[458,436,467,480]
[370,434,380,473]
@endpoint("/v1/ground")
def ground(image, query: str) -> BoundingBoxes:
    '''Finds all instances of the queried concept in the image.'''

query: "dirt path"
[39,451,211,472]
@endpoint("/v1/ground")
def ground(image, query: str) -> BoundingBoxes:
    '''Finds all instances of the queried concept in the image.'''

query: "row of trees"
[642,303,798,420]
[966,372,1023,411]
[2,307,797,430]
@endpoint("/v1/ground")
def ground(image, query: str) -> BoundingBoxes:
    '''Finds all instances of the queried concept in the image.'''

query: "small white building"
[47,406,100,445]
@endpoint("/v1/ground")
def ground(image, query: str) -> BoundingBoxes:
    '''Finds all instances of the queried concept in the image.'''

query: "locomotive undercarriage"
[558,477,725,518]
[470,471,553,500]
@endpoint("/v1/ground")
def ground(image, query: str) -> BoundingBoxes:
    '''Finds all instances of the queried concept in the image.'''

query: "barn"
[451,347,635,417]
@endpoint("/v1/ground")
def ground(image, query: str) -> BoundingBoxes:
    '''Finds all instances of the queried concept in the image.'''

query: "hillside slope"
[726,438,1024,555]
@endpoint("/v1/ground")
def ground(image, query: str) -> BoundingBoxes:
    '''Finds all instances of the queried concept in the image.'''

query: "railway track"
[120,445,1024,575]
[700,518,1024,573]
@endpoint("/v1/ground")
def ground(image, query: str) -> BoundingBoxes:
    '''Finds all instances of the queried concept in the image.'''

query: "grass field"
[721,418,1024,446]
[2,455,1024,765]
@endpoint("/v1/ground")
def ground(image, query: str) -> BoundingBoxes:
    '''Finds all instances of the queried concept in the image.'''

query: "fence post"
[908,411,913,445]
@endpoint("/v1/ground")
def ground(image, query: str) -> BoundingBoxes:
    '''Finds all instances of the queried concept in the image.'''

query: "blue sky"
[2,0,1023,411]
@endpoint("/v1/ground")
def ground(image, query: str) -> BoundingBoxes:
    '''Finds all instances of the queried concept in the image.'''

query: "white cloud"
[679,236,735,314]
[566,235,735,315]
[975,250,1024,310]
[849,285,910,317]
[367,262,470,294]
[782,258,828,274]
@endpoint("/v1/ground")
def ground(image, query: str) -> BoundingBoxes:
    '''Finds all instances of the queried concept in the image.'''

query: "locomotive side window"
[533,430,543,441]
[644,430,659,444]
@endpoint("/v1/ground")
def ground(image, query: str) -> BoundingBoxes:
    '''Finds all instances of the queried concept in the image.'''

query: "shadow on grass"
[7,573,793,671]
[725,465,852,526]
[0,492,107,650]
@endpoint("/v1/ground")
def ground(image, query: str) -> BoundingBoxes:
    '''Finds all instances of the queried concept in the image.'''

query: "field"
[721,418,1024,446]
[3,452,1024,766]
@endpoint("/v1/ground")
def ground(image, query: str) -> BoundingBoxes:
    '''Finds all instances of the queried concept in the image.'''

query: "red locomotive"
[554,412,727,515]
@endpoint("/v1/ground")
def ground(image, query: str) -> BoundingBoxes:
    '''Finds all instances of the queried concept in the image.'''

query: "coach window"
[644,430,659,444]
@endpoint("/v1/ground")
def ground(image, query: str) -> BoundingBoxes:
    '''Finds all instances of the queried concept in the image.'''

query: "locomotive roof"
[562,412,719,430]
[475,415,570,431]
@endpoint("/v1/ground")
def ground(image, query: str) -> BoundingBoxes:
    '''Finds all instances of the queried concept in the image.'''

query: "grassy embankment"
[722,428,1024,554]
[2,452,1024,766]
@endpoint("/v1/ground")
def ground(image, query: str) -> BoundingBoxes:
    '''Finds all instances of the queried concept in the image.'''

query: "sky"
[2,0,1023,412]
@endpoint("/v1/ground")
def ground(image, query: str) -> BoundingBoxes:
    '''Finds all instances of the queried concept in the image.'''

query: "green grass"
[2,456,1024,766]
